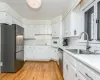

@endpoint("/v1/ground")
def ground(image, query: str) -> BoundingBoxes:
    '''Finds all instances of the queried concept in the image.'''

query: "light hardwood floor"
[0,61,63,80]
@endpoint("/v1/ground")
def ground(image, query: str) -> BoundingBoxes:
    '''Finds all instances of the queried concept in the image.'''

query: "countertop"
[59,46,100,74]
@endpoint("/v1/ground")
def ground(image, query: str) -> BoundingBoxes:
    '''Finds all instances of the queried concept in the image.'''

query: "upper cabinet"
[62,5,82,37]
[62,13,71,37]
[0,3,22,26]
[23,24,52,38]
[52,22,61,37]
[0,12,12,25]
[51,16,62,38]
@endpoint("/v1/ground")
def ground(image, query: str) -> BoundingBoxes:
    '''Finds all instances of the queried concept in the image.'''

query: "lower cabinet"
[63,59,69,80]
[68,63,76,80]
[63,52,90,80]
[76,72,87,80]
[63,51,100,80]
[63,59,76,80]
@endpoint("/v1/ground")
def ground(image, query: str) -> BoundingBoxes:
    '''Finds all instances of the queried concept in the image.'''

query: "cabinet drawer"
[64,52,76,67]
[77,61,100,80]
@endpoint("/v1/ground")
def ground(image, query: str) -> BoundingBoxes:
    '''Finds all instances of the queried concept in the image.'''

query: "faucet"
[79,32,91,51]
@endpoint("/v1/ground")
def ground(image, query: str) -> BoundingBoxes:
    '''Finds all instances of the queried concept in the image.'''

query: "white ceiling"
[0,0,71,20]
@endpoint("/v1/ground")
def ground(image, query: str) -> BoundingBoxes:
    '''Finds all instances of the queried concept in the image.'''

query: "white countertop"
[59,46,100,74]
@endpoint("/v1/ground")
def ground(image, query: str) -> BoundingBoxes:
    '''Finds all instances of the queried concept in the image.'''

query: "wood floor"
[0,61,63,80]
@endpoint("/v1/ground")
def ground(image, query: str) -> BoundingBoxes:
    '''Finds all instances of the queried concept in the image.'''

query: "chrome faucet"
[79,32,91,51]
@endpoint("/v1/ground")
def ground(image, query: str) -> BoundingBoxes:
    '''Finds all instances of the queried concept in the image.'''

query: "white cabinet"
[35,24,51,34]
[12,17,22,26]
[0,12,22,26]
[23,25,35,38]
[63,52,76,80]
[0,12,12,25]
[45,25,52,34]
[5,13,12,25]
[52,22,61,37]
[63,5,82,37]
[24,46,59,61]
[63,59,70,80]
[63,12,71,37]
[23,24,52,38]
[64,50,100,80]
[68,63,76,80]
[76,72,87,80]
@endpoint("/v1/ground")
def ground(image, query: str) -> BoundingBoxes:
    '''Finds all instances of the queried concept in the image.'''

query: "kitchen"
[0,0,100,80]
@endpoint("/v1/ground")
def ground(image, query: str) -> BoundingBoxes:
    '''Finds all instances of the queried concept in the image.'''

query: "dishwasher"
[58,48,63,75]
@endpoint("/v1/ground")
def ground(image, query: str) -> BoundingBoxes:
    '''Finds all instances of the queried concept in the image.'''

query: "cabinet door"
[63,13,71,37]
[77,72,87,80]
[39,25,44,34]
[6,13,12,25]
[68,63,76,80]
[46,25,52,34]
[63,59,76,80]
[52,23,56,37]
[52,22,60,37]
[63,59,69,80]
[55,22,60,37]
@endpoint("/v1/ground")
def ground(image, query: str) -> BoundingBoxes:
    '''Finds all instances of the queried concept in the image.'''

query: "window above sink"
[82,0,100,42]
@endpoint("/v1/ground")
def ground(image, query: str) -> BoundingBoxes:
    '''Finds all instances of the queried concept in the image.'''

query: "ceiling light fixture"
[26,0,42,9]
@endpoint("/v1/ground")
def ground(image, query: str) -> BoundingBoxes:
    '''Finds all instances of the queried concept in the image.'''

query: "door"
[1,24,15,72]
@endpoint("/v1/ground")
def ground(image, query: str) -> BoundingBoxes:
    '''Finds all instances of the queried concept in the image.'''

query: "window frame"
[82,1,96,41]
[79,0,100,44]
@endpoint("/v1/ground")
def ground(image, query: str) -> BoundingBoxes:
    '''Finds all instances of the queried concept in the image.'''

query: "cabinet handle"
[66,64,68,70]
[85,73,93,80]
[75,73,77,77]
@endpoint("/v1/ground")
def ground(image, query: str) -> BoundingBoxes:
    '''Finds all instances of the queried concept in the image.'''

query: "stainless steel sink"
[66,49,96,55]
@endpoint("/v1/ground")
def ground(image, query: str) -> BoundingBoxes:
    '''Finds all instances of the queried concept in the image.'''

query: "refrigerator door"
[15,25,24,52]
[15,50,24,72]
[1,24,15,72]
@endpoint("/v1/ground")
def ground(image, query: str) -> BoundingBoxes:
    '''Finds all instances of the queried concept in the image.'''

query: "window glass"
[97,1,100,40]
[84,6,94,41]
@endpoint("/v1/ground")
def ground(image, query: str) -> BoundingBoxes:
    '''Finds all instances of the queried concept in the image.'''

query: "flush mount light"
[26,0,42,9]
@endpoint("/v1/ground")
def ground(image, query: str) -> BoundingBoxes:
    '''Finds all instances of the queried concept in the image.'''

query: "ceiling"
[0,0,71,20]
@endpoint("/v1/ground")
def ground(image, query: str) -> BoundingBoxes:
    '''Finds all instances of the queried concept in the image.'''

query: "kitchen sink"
[66,49,98,55]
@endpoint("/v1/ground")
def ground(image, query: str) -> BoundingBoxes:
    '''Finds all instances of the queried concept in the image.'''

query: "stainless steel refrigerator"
[1,23,24,73]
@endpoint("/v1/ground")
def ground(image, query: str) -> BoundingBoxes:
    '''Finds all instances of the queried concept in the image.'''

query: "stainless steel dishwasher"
[58,48,63,75]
